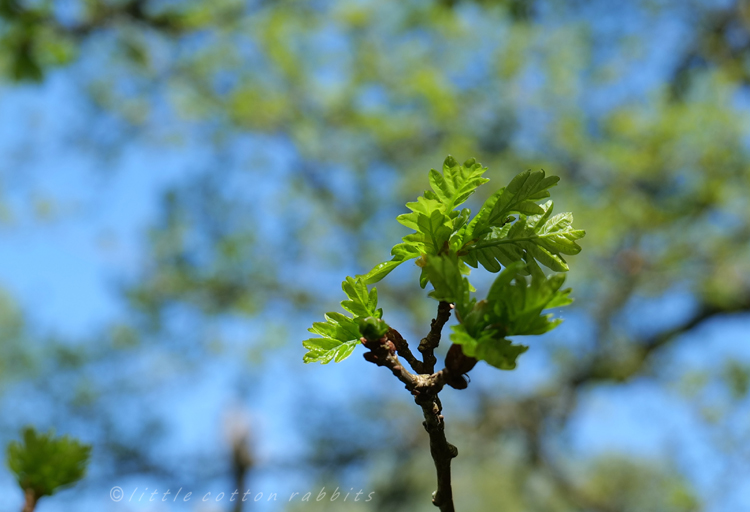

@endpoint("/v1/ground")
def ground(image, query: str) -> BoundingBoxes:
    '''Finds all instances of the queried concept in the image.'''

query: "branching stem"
[362,301,466,512]
[416,393,457,512]
[419,301,452,374]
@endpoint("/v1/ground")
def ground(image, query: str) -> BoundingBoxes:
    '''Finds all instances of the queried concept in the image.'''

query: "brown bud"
[445,344,477,374]
[444,344,477,389]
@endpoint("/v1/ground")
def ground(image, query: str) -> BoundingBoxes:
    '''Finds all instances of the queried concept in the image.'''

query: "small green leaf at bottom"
[7,427,91,500]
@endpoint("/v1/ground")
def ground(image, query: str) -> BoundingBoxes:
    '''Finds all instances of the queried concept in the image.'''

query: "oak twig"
[361,335,419,391]
[419,301,453,374]
[416,389,458,512]
[362,314,467,512]
[387,328,427,374]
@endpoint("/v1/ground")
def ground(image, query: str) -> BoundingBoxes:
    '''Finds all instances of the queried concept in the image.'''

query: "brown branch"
[361,335,419,392]
[361,333,462,511]
[22,489,37,512]
[415,392,457,512]
[569,295,750,388]
[360,335,455,395]
[386,328,427,374]
[419,301,452,374]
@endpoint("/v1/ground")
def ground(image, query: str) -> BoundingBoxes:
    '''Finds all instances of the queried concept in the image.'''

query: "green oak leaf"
[361,156,491,284]
[7,427,91,499]
[466,200,585,273]
[464,169,560,242]
[303,277,388,363]
[449,259,573,369]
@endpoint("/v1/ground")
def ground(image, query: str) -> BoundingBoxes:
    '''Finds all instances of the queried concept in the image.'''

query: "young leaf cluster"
[448,259,573,369]
[7,427,92,499]
[303,156,584,369]
[302,277,389,364]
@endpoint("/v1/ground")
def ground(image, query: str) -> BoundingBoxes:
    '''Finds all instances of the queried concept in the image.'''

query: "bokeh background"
[1,0,749,511]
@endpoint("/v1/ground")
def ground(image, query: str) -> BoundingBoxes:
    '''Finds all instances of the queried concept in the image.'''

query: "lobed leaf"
[426,155,490,212]
[422,253,474,315]
[467,201,585,273]
[465,169,560,241]
[365,156,491,285]
[303,277,388,363]
[448,258,573,369]
[483,259,573,337]
[303,338,359,364]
